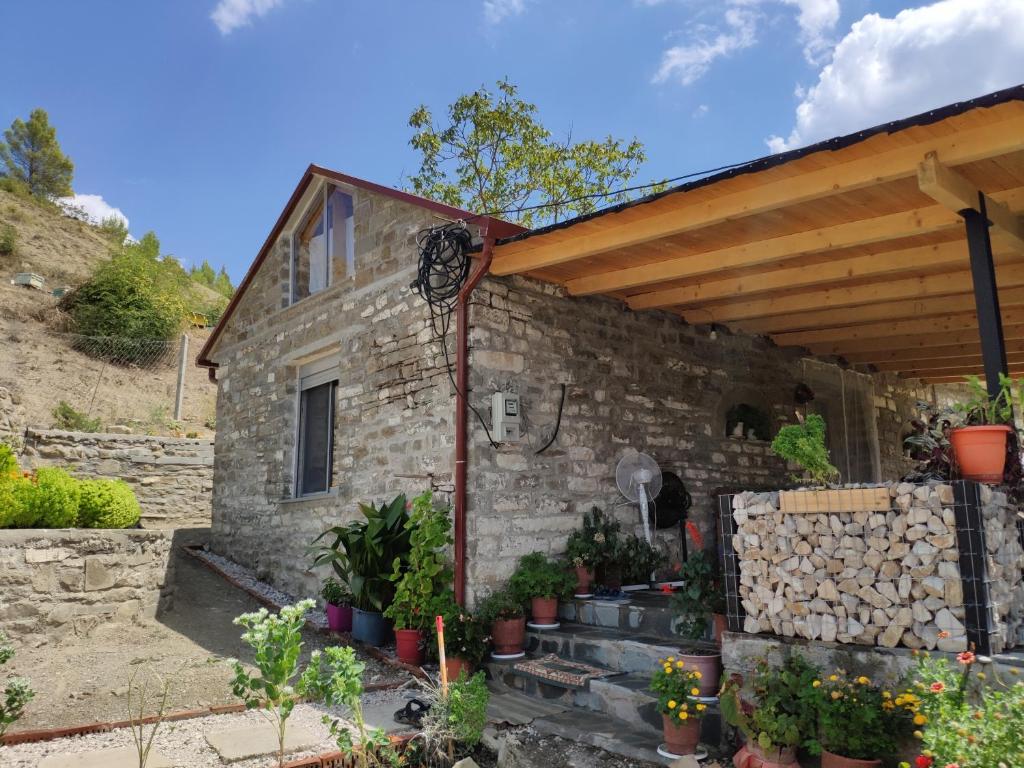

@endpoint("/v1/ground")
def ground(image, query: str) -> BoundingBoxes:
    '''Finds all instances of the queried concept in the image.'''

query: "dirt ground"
[4,541,410,733]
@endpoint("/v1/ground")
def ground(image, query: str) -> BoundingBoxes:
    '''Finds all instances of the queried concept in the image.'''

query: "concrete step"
[531,708,665,764]
[526,622,682,676]
[559,592,685,639]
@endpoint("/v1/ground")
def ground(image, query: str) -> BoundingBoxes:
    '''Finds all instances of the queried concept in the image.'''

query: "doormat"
[512,654,617,689]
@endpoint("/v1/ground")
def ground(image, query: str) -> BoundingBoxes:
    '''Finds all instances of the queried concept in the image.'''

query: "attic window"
[290,184,355,304]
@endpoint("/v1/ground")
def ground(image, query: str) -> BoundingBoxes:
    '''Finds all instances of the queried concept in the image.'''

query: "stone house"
[198,86,1024,605]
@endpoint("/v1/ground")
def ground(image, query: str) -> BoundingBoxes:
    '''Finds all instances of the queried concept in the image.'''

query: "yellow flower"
[899,763,911,768]
[664,665,672,674]
[883,691,892,699]
[812,680,821,688]
[831,691,842,700]
[829,674,838,682]
[857,676,870,685]
[913,730,923,739]
[681,702,688,709]
[696,703,707,711]
[693,671,701,679]
[667,656,675,662]
[914,714,927,726]
[668,700,677,709]
[691,688,700,696]
[676,661,685,668]
[679,711,689,720]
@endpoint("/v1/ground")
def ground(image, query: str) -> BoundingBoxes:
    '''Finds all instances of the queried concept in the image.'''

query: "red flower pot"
[712,614,728,647]
[951,425,1011,482]
[394,629,424,666]
[574,566,594,594]
[662,714,701,756]
[325,603,352,633]
[820,749,881,768]
[491,617,526,655]
[531,596,559,625]
[444,656,473,682]
[678,651,721,697]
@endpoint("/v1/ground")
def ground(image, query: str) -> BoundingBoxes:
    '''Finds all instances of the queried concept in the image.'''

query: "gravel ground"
[4,546,410,733]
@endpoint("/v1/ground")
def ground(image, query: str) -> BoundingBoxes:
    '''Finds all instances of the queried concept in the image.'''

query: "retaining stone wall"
[0,529,174,640]
[0,386,26,445]
[19,429,213,529]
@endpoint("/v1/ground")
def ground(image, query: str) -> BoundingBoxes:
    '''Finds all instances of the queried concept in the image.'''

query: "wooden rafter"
[797,323,1024,356]
[870,354,1024,372]
[489,113,1024,275]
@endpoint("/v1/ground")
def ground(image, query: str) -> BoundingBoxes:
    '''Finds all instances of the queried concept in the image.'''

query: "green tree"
[212,266,235,298]
[408,79,650,227]
[189,259,216,287]
[0,109,74,199]
[97,215,129,244]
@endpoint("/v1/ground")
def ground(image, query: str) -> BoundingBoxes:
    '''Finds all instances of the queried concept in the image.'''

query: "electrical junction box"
[491,391,521,442]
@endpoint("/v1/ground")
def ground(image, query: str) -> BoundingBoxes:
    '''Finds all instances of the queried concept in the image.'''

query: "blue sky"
[2,0,1022,283]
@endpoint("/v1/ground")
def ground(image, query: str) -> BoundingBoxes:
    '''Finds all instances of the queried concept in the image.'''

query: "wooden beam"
[898,363,1024,379]
[490,113,1024,275]
[733,286,1024,335]
[794,323,1024,356]
[677,259,1024,325]
[570,186,1024,297]
[871,354,1024,372]
[918,154,1024,250]
[920,374,1024,384]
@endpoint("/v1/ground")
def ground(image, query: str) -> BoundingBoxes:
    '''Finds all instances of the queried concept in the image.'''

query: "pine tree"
[0,109,74,199]
[212,266,235,298]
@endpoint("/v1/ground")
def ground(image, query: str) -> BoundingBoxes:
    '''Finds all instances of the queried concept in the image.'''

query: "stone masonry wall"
[20,429,213,529]
[986,486,1024,648]
[462,275,929,604]
[0,386,26,446]
[0,529,174,640]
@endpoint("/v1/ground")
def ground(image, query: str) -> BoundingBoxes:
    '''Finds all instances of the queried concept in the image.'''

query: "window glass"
[297,380,335,495]
[292,195,326,303]
[327,188,355,282]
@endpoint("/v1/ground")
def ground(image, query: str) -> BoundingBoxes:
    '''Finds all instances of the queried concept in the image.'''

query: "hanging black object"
[794,382,815,405]
[653,470,690,529]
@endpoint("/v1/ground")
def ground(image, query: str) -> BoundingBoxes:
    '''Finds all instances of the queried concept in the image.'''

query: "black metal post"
[963,193,1008,397]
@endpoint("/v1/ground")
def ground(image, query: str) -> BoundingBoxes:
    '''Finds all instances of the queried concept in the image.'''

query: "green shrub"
[77,478,140,528]
[0,224,16,257]
[0,478,33,528]
[423,671,490,751]
[51,400,102,432]
[508,551,575,603]
[21,468,80,528]
[0,443,18,479]
[770,413,839,485]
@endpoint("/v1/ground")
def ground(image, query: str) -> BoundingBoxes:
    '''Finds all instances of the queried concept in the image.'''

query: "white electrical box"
[491,391,521,442]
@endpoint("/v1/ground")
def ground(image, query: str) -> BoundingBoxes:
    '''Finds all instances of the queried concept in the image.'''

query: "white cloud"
[693,103,710,117]
[483,0,525,25]
[767,0,1024,152]
[654,7,759,85]
[652,1,840,85]
[211,0,288,35]
[59,194,129,230]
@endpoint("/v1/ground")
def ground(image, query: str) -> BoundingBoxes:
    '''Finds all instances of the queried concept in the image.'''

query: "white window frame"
[288,182,355,306]
[294,354,339,497]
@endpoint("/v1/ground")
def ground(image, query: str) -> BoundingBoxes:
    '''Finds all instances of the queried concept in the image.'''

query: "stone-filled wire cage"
[717,482,1024,656]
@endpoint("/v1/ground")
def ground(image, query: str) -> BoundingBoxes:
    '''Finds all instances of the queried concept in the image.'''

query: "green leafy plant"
[508,552,575,604]
[0,443,19,480]
[20,467,81,528]
[0,223,16,257]
[421,671,491,757]
[51,400,101,432]
[320,577,351,607]
[770,414,839,485]
[619,534,666,585]
[720,655,821,755]
[814,669,914,761]
[77,478,141,528]
[671,550,725,640]
[0,630,34,738]
[309,495,412,612]
[650,656,710,723]
[582,507,622,569]
[477,588,525,624]
[0,476,32,528]
[435,597,489,666]
[384,490,453,631]
[954,373,1022,426]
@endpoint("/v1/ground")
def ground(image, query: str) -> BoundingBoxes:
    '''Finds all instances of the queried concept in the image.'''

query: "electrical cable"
[412,222,500,448]
[535,383,566,455]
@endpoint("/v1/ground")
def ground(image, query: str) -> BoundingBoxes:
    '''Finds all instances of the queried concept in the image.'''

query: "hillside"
[0,189,221,437]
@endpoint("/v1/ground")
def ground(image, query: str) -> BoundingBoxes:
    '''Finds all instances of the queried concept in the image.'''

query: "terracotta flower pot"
[601,562,623,590]
[574,565,594,594]
[712,613,728,646]
[678,650,722,697]
[662,713,701,756]
[531,596,559,624]
[491,617,526,655]
[733,742,800,768]
[394,628,424,666]
[951,425,1011,482]
[820,749,881,768]
[444,656,473,682]
[325,603,352,633]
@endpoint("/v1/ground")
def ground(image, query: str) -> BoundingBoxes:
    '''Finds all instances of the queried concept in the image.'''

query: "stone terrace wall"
[20,429,213,529]
[0,529,174,640]
[729,482,1024,655]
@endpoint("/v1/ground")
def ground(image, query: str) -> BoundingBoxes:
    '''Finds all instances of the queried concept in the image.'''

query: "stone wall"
[728,482,1024,655]
[0,529,174,640]
[20,429,213,529]
[0,386,26,446]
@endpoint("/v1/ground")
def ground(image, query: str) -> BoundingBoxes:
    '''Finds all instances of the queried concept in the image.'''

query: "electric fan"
[614,449,663,549]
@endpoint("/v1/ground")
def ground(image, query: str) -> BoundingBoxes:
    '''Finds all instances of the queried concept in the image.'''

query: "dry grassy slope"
[0,189,221,436]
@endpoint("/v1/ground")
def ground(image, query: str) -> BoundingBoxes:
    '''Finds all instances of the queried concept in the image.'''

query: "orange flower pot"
[394,629,424,666]
[678,650,721,697]
[531,596,559,624]
[444,656,473,682]
[491,617,526,655]
[662,714,701,756]
[574,565,594,594]
[820,749,881,768]
[733,743,800,768]
[951,425,1011,482]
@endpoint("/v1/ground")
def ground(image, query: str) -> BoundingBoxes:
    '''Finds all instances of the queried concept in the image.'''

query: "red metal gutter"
[454,236,496,606]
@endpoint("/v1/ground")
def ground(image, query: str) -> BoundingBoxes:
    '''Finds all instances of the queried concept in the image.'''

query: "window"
[291,184,355,303]
[296,360,337,496]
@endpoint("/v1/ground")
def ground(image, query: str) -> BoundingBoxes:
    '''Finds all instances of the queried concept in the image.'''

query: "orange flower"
[685,521,704,549]
[930,682,945,693]
[956,651,976,665]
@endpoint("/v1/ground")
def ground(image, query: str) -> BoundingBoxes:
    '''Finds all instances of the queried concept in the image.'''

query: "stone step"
[526,622,682,675]
[531,708,665,764]
[559,592,685,639]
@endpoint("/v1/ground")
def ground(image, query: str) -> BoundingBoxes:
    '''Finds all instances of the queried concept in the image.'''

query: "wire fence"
[61,332,180,369]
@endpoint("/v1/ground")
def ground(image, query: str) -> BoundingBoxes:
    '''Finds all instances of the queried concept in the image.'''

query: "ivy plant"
[770,414,840,485]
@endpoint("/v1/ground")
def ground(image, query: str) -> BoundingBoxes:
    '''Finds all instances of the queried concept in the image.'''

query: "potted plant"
[649,656,709,756]
[478,589,526,658]
[385,490,453,666]
[814,670,913,768]
[435,598,489,681]
[619,534,666,588]
[565,512,602,596]
[508,552,576,626]
[308,494,412,647]
[321,577,353,633]
[671,546,725,696]
[585,507,623,589]
[720,656,821,768]
[949,374,1019,482]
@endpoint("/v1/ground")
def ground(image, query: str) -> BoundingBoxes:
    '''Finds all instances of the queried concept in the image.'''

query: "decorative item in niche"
[725,403,771,441]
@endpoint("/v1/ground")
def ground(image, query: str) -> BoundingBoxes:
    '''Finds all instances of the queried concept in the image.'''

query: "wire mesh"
[59,332,179,368]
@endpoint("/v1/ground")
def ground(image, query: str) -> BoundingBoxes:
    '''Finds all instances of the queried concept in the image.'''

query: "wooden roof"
[489,86,1024,384]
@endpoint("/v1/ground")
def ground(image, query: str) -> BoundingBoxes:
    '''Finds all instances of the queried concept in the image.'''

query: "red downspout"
[454,235,496,607]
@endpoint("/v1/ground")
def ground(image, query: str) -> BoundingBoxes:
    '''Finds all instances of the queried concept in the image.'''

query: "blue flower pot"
[352,607,388,646]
